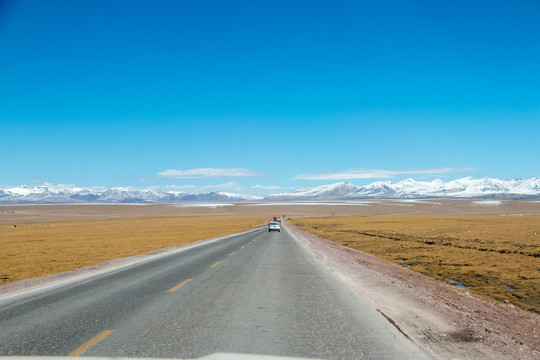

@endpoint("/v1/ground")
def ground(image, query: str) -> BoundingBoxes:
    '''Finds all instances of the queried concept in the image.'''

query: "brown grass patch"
[0,216,267,286]
[289,215,540,313]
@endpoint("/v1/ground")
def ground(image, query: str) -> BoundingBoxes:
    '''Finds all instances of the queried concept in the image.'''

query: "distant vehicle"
[268,221,281,232]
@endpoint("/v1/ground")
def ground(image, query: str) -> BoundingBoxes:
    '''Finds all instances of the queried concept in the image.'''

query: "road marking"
[210,261,221,268]
[167,278,193,293]
[229,252,236,256]
[69,330,115,357]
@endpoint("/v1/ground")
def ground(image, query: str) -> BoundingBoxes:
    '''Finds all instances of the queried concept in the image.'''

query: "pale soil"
[286,220,539,360]
[2,199,540,225]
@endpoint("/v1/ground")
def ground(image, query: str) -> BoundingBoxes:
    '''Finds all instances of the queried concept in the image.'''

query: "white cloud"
[112,182,245,193]
[293,167,476,180]
[27,177,52,183]
[163,182,244,193]
[155,168,266,179]
[42,182,79,190]
[158,184,198,191]
[251,185,285,190]
[202,181,243,191]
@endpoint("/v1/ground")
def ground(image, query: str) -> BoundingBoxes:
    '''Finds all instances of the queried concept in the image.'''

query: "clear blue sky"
[1,0,539,195]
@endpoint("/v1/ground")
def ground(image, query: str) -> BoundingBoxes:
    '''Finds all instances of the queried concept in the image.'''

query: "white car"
[268,221,281,232]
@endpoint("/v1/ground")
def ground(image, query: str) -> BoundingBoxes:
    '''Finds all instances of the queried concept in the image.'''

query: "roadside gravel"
[287,221,539,360]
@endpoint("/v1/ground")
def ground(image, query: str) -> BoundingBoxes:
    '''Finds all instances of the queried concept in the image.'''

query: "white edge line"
[0,227,264,304]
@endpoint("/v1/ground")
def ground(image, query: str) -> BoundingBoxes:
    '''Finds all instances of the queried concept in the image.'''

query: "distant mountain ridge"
[265,182,360,201]
[0,186,264,204]
[344,177,540,199]
[270,177,540,200]
[1,177,539,204]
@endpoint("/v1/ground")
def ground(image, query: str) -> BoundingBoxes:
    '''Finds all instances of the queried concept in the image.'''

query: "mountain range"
[1,177,539,204]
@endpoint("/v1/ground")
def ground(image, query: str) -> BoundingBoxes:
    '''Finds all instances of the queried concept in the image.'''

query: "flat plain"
[2,199,540,225]
[0,215,268,286]
[1,200,539,312]
[289,215,540,313]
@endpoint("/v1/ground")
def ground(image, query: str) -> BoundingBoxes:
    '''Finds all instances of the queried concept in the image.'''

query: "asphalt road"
[0,225,428,360]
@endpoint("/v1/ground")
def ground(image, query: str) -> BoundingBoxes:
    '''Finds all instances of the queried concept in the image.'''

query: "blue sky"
[1,0,539,195]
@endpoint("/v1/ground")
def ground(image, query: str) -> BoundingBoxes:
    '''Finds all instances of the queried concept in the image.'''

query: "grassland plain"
[0,216,268,286]
[289,215,540,313]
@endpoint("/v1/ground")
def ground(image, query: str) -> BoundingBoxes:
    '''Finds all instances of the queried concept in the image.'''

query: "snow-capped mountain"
[265,182,359,201]
[263,178,540,201]
[0,185,263,204]
[345,177,540,199]
[1,177,539,204]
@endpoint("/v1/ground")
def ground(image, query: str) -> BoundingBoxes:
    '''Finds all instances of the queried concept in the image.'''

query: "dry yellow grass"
[0,216,268,286]
[290,215,540,313]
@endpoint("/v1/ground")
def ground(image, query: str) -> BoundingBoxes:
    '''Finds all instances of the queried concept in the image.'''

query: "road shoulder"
[0,228,263,300]
[286,221,539,360]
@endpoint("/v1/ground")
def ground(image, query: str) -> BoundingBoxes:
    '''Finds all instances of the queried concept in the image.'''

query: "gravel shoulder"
[286,221,539,360]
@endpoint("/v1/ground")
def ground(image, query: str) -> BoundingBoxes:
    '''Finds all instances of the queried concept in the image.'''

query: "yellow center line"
[229,252,236,256]
[68,330,115,357]
[210,261,221,268]
[167,278,193,293]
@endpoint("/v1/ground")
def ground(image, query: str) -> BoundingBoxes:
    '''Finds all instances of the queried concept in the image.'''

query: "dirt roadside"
[286,220,539,360]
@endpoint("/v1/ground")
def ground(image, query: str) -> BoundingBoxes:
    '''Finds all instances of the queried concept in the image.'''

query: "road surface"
[0,225,428,359]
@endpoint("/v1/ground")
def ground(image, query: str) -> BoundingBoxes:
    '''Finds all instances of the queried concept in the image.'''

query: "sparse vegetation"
[289,215,540,313]
[0,216,267,286]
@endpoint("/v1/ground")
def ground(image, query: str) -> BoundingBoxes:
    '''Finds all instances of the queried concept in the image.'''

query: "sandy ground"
[286,220,539,360]
[2,199,540,224]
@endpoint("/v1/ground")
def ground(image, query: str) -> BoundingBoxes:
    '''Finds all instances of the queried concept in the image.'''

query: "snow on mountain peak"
[346,177,540,199]
[7,185,34,196]
[0,185,260,203]
[1,177,539,203]
[265,181,360,201]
